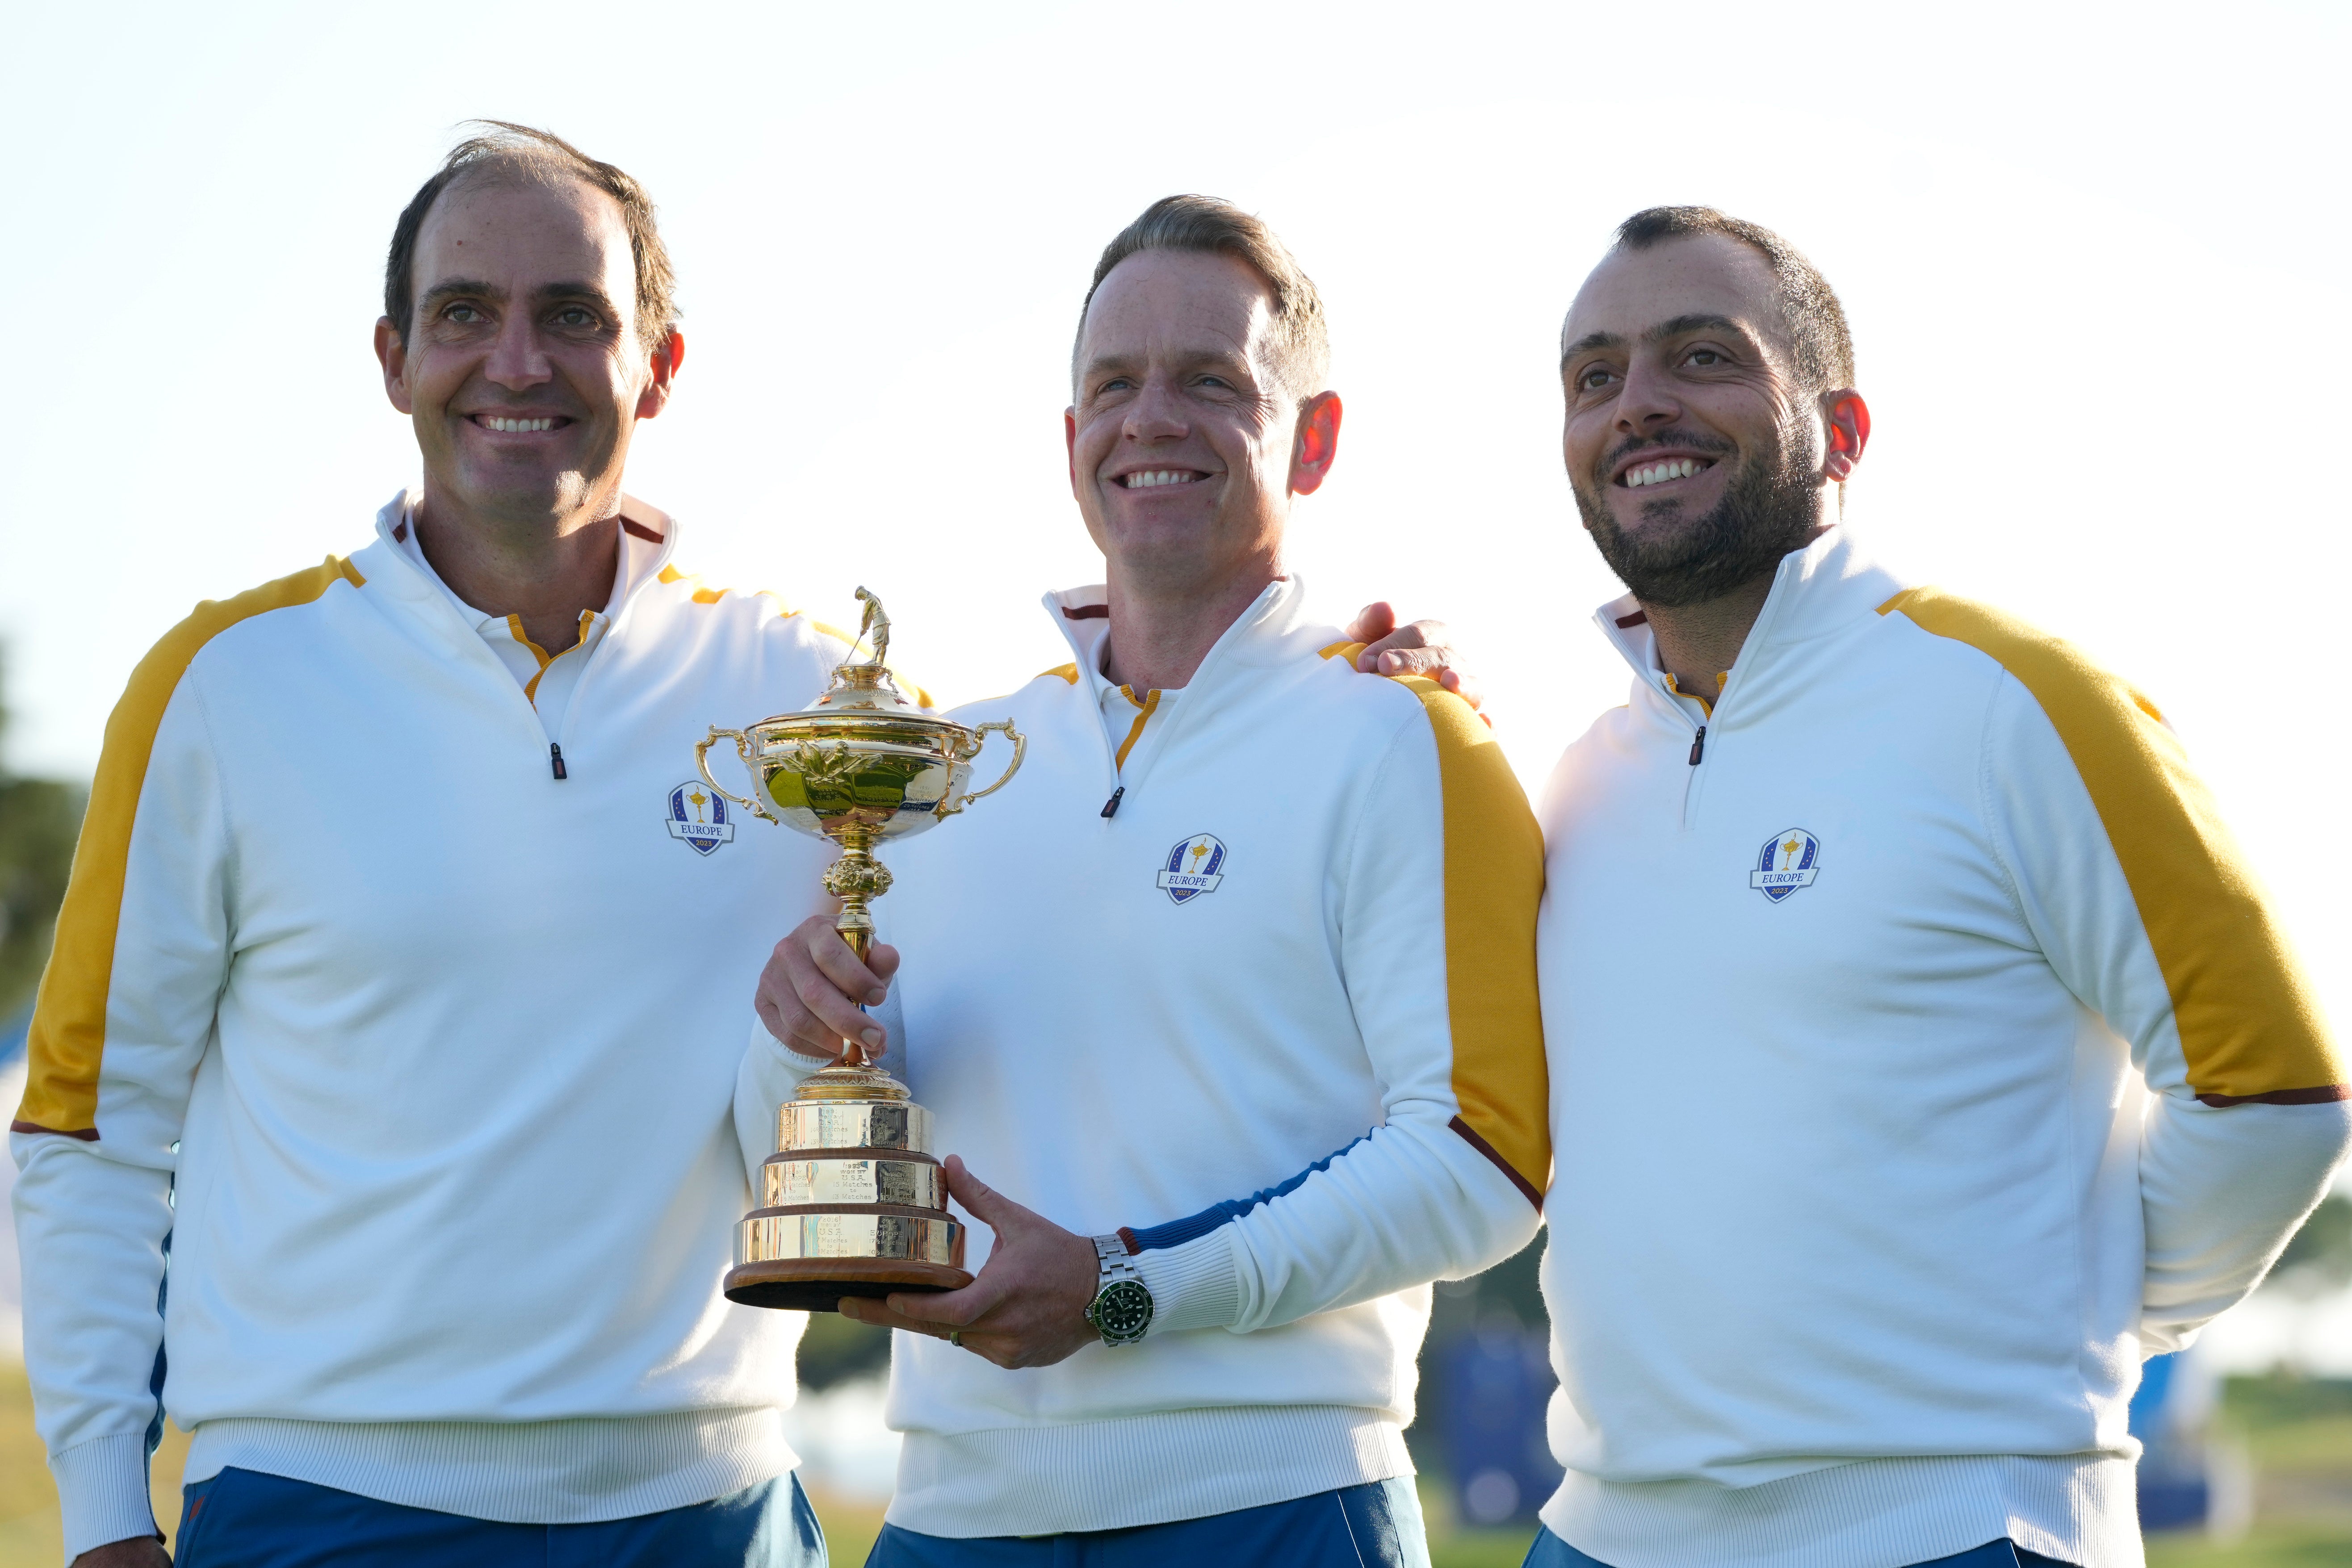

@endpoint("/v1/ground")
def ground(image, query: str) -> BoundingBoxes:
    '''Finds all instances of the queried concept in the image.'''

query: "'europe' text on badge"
[1157,833,1227,905]
[667,781,736,856]
[1750,827,1820,903]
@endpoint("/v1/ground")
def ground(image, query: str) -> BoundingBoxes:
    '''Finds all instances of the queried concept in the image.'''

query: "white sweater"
[751,578,1551,1537]
[13,492,859,1558]
[1534,530,2350,1568]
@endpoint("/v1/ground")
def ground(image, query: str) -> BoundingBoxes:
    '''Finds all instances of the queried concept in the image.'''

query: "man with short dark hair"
[1527,206,2348,1568]
[13,119,846,1568]
[759,194,1550,1568]
[14,131,1465,1568]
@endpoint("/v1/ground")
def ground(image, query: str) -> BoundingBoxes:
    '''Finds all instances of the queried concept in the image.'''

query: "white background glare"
[2,3,2344,1033]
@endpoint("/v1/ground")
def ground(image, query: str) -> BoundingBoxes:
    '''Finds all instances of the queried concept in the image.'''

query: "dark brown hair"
[1074,195,1330,400]
[382,121,679,348]
[1613,206,1854,391]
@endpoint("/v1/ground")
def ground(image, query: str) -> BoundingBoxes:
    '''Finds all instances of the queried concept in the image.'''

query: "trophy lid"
[791,587,925,719]
[800,663,923,717]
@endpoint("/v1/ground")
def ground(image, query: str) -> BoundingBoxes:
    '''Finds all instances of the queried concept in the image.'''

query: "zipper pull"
[1688,726,1706,766]
[550,743,569,780]
[1100,785,1124,818]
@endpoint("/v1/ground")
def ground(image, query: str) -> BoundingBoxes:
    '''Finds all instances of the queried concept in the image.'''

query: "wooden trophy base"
[725,1256,974,1313]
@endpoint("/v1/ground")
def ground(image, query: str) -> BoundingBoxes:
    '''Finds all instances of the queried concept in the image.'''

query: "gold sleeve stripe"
[1319,640,1367,664]
[654,563,741,607]
[1391,675,1551,1206]
[659,571,942,710]
[1881,587,2342,1104]
[16,558,366,1138]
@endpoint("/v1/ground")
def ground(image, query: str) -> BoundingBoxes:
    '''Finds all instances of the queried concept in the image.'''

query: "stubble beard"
[1573,423,1824,609]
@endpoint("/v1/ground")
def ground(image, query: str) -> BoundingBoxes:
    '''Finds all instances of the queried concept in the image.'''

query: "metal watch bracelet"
[1084,1232,1154,1346]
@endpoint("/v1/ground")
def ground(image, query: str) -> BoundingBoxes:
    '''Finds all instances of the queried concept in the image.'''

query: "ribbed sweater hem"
[1540,1453,2139,1568]
[51,1430,160,1563]
[182,1409,797,1524]
[889,1404,1412,1537]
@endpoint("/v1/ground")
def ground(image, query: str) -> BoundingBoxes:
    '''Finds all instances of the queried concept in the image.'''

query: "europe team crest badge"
[1750,827,1820,903]
[1156,833,1227,905]
[666,781,736,856]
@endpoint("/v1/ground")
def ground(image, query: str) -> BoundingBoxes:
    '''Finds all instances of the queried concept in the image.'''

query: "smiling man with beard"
[1525,206,2350,1568]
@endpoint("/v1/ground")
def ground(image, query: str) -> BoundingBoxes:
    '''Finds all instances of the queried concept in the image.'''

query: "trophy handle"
[940,720,1025,815]
[696,727,781,825]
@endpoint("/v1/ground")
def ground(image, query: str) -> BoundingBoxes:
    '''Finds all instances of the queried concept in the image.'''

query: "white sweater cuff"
[748,984,907,1080]
[51,1430,158,1563]
[2141,1096,2352,1354]
[763,1019,841,1077]
[1132,1230,1243,1335]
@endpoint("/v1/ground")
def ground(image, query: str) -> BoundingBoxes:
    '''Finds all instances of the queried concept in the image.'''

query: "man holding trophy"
[751,196,1550,1566]
[13,122,1465,1567]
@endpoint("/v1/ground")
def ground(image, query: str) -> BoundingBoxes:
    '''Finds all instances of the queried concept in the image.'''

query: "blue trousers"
[175,1466,826,1568]
[1524,1527,2076,1568]
[867,1478,1429,1567]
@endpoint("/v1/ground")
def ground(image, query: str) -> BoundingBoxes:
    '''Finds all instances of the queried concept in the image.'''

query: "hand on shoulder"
[1345,603,1485,718]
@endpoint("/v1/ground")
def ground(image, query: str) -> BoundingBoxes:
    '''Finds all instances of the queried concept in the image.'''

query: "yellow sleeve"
[1883,587,2340,1104]
[1392,675,1552,1204]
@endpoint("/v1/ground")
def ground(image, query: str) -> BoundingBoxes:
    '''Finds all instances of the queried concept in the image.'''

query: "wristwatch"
[1083,1233,1154,1346]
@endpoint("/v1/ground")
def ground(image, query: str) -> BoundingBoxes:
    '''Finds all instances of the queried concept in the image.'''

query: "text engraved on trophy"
[777,1101,929,1153]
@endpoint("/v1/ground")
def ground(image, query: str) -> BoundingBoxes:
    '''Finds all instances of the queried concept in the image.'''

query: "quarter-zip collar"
[365,486,681,624]
[351,488,686,761]
[1044,574,1321,803]
[1592,527,1902,735]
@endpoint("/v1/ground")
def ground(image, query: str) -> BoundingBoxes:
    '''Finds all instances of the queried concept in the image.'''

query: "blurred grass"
[1428,1525,1536,1567]
[811,1494,885,1566]
[2145,1528,2352,1565]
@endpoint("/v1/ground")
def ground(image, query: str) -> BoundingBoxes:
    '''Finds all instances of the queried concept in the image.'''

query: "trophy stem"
[820,828,893,1068]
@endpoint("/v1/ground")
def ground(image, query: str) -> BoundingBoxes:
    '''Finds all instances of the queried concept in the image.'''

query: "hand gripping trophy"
[696,589,1023,1310]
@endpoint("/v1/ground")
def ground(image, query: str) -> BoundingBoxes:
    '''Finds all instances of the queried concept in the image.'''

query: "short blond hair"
[1074,195,1330,402]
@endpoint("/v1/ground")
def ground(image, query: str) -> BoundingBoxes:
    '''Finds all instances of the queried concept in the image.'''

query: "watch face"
[1090,1279,1154,1342]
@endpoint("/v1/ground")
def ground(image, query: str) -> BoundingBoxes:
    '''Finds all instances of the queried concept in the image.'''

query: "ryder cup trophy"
[696,589,1023,1310]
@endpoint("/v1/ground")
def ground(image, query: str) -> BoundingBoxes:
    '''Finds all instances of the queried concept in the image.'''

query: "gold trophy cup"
[696,589,1023,1311]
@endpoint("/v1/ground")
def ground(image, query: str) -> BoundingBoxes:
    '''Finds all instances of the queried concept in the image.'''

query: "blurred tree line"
[0,650,86,1027]
[2271,1193,2352,1295]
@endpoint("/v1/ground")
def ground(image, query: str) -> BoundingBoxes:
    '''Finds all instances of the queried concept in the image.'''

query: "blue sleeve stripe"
[1124,1135,1369,1253]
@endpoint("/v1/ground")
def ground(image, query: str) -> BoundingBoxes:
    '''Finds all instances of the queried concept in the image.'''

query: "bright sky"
[1,1,2344,1023]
